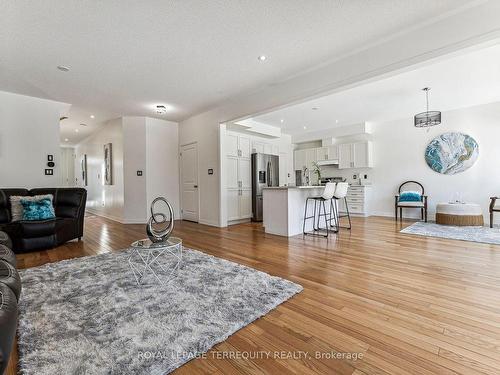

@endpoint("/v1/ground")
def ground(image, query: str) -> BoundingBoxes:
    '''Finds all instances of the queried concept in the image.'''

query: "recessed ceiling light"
[303,126,307,130]
[156,105,167,114]
[64,138,69,142]
[57,65,70,72]
[280,119,284,123]
[257,55,267,61]
[335,119,339,123]
[75,129,79,133]
[90,115,95,119]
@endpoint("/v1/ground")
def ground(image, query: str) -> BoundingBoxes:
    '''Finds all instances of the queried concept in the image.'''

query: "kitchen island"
[262,186,329,237]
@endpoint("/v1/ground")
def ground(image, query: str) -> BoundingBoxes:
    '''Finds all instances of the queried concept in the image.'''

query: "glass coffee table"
[128,237,182,285]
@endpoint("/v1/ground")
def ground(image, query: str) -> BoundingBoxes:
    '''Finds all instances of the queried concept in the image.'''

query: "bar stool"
[330,182,352,230]
[303,182,337,238]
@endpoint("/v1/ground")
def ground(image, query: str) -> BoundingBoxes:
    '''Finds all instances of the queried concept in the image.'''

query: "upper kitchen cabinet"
[315,147,328,162]
[327,145,339,160]
[227,132,251,158]
[338,141,373,169]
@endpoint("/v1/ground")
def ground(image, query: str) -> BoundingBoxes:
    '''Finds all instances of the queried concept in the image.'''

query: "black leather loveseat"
[0,188,87,252]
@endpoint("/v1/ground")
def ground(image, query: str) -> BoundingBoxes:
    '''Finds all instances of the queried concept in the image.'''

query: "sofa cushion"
[21,197,55,221]
[19,219,57,238]
[0,231,12,249]
[0,283,18,375]
[0,260,21,301]
[0,189,29,224]
[0,245,16,267]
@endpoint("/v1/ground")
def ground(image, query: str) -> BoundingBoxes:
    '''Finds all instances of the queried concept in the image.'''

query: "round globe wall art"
[424,132,479,175]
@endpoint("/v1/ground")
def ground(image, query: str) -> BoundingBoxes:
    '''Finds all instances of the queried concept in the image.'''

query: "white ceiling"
[0,0,475,144]
[252,43,500,137]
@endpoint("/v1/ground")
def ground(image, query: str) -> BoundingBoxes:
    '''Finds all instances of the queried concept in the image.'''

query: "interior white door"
[180,143,199,222]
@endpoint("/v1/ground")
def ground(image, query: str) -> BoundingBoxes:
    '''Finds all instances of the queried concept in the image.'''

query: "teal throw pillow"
[399,191,422,202]
[20,198,56,221]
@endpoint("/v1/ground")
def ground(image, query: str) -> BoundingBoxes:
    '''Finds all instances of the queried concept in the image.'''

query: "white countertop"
[262,186,325,190]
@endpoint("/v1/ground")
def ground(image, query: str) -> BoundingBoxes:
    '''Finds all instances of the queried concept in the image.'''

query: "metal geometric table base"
[128,237,182,285]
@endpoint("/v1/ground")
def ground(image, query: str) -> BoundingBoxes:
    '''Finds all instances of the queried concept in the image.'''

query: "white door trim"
[179,142,199,222]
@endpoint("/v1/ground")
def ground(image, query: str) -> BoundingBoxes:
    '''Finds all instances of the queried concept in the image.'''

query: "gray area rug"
[17,247,302,374]
[401,222,500,245]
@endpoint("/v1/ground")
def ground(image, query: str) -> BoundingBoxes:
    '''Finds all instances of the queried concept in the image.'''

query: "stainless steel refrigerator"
[251,153,279,222]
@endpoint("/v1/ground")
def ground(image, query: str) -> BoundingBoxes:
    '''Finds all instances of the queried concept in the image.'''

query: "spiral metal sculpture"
[146,197,175,243]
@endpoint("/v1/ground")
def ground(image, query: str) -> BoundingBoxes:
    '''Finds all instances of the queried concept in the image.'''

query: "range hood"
[316,159,339,166]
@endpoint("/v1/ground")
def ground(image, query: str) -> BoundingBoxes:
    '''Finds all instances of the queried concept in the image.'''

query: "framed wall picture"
[81,154,88,186]
[104,143,113,185]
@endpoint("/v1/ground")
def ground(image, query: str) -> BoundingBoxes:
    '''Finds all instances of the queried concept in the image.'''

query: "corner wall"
[0,91,69,188]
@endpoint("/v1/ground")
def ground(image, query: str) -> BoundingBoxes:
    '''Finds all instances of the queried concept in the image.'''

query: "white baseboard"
[86,209,125,224]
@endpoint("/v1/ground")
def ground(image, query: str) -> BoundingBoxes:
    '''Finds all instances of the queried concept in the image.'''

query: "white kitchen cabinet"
[239,158,251,188]
[252,141,264,154]
[226,157,239,189]
[263,143,273,155]
[240,190,252,218]
[227,132,253,222]
[338,143,353,169]
[226,133,239,157]
[294,149,307,171]
[339,185,372,217]
[338,141,372,169]
[227,190,241,221]
[315,147,328,162]
[227,131,250,158]
[279,152,288,186]
[327,145,339,160]
[353,142,372,168]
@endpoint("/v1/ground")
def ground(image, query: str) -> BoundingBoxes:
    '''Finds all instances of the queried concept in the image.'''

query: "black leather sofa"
[0,232,21,374]
[0,188,87,252]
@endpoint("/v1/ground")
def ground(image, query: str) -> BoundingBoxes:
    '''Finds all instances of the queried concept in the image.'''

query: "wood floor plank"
[7,215,500,374]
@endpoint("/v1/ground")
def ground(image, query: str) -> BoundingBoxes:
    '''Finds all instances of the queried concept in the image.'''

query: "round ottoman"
[0,260,21,301]
[436,203,484,226]
[0,244,16,267]
[0,231,12,249]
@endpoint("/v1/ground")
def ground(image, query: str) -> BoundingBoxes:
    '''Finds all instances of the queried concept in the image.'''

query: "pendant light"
[414,87,441,128]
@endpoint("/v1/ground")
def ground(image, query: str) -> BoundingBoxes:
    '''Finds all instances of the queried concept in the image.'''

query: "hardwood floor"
[7,214,500,374]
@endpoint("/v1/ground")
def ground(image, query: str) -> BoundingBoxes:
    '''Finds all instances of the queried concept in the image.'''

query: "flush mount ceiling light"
[414,87,441,128]
[156,105,167,114]
[257,55,267,61]
[57,65,70,72]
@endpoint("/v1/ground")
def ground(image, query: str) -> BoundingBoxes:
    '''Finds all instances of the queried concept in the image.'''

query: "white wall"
[75,118,125,222]
[0,91,69,187]
[146,117,180,219]
[320,101,500,224]
[122,117,147,223]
